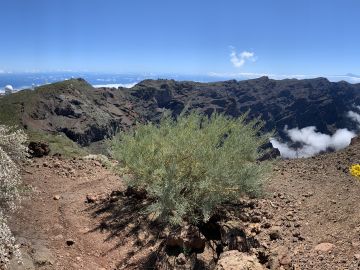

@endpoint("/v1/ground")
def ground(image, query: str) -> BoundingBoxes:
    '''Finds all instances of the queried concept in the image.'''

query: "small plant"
[83,154,112,168]
[350,164,360,179]
[0,125,28,267]
[110,112,272,226]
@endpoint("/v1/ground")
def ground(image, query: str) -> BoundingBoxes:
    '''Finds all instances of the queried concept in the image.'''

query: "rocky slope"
[0,79,140,147]
[1,77,360,151]
[127,77,360,138]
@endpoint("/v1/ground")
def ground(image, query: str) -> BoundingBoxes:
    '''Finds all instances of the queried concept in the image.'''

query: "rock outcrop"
[28,141,50,157]
[215,250,264,270]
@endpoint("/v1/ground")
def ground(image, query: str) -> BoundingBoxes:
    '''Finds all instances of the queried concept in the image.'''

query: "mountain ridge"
[1,76,360,154]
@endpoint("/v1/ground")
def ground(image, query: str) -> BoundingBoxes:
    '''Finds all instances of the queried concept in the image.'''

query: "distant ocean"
[0,72,222,93]
[2,72,360,93]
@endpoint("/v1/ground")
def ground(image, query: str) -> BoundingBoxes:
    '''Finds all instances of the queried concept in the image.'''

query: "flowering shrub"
[110,112,272,225]
[0,126,28,163]
[0,125,27,267]
[350,164,360,179]
[0,211,20,267]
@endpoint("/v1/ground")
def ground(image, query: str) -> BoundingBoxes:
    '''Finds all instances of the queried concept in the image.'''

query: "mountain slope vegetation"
[1,77,360,153]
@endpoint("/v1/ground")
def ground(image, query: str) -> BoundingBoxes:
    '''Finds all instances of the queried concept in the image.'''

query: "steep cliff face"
[127,77,360,138]
[1,77,360,147]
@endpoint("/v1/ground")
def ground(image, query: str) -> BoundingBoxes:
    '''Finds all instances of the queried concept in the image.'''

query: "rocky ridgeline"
[2,77,360,150]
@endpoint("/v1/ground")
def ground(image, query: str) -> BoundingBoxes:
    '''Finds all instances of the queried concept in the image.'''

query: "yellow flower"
[350,164,360,178]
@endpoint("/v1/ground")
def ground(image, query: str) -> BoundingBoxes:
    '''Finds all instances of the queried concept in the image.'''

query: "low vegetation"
[28,130,87,158]
[0,80,90,158]
[110,112,272,225]
[0,126,28,266]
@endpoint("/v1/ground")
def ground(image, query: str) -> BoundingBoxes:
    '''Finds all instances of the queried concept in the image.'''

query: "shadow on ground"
[86,189,165,269]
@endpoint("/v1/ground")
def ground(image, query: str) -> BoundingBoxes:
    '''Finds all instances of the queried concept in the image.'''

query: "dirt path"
[7,143,360,270]
[8,157,129,270]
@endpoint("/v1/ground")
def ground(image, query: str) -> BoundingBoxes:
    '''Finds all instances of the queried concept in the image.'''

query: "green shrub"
[110,112,272,225]
[0,125,28,266]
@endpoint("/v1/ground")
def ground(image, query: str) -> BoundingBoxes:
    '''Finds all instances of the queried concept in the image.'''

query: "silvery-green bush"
[0,126,27,266]
[110,112,272,225]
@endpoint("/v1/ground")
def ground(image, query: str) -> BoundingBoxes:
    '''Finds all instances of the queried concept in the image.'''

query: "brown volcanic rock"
[350,136,360,145]
[166,224,206,252]
[28,141,50,157]
[215,250,264,270]
[314,242,336,253]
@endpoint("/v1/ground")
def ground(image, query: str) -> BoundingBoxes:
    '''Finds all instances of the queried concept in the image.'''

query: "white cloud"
[230,47,256,68]
[347,110,360,125]
[93,82,138,88]
[0,85,35,93]
[270,126,355,158]
[208,71,360,83]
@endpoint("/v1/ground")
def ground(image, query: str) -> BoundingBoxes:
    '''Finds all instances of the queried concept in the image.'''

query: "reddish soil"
[8,142,360,270]
[9,157,128,269]
[259,145,360,270]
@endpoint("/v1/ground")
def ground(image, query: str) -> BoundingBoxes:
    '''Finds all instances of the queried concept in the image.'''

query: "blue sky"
[1,0,360,78]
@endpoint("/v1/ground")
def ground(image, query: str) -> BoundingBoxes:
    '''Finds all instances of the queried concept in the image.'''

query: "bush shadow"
[85,188,167,269]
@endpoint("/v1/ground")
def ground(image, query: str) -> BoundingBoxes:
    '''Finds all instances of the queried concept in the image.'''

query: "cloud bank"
[93,82,138,89]
[208,72,360,83]
[270,126,355,158]
[230,47,256,68]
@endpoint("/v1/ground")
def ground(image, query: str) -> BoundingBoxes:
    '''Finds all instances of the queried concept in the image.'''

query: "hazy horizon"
[1,0,360,77]
[2,71,360,93]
